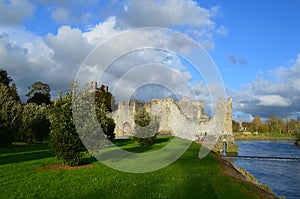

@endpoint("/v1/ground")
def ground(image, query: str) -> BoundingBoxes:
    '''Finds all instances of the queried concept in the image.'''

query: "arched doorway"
[123,122,132,136]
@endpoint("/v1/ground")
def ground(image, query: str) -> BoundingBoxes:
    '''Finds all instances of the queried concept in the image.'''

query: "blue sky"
[0,0,300,122]
[211,0,300,89]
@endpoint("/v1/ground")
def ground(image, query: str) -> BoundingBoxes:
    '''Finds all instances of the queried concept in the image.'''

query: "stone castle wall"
[112,97,234,143]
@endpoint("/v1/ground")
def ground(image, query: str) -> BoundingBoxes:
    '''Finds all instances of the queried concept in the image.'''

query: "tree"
[94,91,116,140]
[26,82,51,105]
[71,83,116,156]
[252,116,263,132]
[19,103,50,144]
[289,119,298,134]
[133,108,159,146]
[94,90,117,112]
[0,69,11,87]
[266,115,285,134]
[10,83,21,102]
[293,123,300,145]
[0,69,21,103]
[258,125,269,134]
[285,115,293,134]
[48,93,85,166]
[232,120,239,132]
[0,83,22,145]
[100,117,116,140]
[134,107,151,127]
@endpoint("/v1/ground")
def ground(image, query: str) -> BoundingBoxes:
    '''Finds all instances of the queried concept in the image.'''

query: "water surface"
[230,140,300,199]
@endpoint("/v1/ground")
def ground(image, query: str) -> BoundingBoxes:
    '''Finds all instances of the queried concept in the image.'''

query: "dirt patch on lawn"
[212,152,280,199]
[38,163,95,171]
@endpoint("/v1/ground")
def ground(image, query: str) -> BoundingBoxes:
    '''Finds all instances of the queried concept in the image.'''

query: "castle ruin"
[112,97,235,148]
[91,82,237,154]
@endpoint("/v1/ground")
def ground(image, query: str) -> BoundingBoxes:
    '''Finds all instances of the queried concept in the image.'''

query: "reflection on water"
[230,140,300,199]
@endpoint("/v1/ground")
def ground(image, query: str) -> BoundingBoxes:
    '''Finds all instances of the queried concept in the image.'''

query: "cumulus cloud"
[0,0,35,26]
[114,0,224,50]
[1,0,297,123]
[230,54,300,120]
[118,0,215,28]
[0,25,94,100]
[44,26,92,67]
[0,18,201,103]
[83,17,120,45]
[257,95,292,107]
[33,0,99,25]
[0,0,226,107]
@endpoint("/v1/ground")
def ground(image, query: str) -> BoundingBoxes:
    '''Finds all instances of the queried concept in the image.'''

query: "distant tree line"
[233,114,300,136]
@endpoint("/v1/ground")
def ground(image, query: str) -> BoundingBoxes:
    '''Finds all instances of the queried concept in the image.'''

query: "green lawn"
[0,137,267,199]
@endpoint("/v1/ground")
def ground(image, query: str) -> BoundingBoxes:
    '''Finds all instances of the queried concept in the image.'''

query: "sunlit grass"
[0,137,266,199]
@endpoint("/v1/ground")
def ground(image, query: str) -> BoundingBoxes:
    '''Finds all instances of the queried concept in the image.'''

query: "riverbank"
[234,132,296,141]
[213,152,279,199]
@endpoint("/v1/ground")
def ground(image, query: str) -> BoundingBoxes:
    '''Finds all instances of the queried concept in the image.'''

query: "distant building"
[239,120,248,131]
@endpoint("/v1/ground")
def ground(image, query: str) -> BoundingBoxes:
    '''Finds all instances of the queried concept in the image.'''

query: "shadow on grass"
[111,136,173,148]
[80,155,98,165]
[0,150,53,165]
[153,137,173,144]
[112,139,134,147]
[0,142,50,155]
[124,136,174,153]
[124,145,158,153]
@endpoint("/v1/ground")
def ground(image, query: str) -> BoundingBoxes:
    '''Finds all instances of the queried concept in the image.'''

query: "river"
[228,140,300,199]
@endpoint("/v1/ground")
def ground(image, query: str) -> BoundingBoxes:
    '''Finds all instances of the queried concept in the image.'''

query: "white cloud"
[0,0,35,25]
[44,26,92,67]
[34,0,99,25]
[230,53,300,119]
[232,111,254,122]
[118,0,215,28]
[0,25,94,101]
[0,18,199,103]
[216,25,228,36]
[83,17,120,45]
[115,0,223,50]
[0,1,226,105]
[51,8,91,25]
[257,95,292,107]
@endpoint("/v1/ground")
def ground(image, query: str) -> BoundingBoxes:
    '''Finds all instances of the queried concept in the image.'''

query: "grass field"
[234,132,297,141]
[0,136,273,199]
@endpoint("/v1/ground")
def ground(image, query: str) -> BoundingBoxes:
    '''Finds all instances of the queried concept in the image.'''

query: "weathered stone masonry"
[112,97,234,147]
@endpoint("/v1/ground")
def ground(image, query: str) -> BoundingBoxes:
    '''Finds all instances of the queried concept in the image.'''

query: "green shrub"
[48,94,85,166]
[94,96,116,141]
[133,108,159,146]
